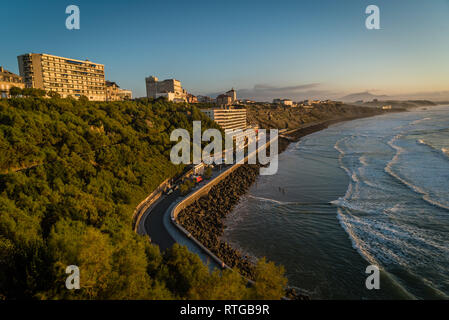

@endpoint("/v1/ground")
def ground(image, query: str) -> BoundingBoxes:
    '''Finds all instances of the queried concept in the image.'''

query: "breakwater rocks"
[177,164,260,279]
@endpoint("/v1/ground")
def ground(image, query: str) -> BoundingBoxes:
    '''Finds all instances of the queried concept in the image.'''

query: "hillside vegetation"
[0,97,286,299]
[246,102,386,129]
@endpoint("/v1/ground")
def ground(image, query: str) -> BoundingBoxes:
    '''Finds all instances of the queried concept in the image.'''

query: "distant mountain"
[340,91,389,102]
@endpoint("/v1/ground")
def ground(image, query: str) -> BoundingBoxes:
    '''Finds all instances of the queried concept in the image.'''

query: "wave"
[336,207,380,266]
[417,138,428,146]
[334,137,357,201]
[359,155,369,167]
[410,117,431,125]
[246,194,318,206]
[417,139,449,159]
[330,198,381,215]
[386,136,449,211]
[336,207,449,299]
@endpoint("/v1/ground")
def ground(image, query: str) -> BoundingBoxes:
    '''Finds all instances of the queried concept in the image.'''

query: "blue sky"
[1,0,449,100]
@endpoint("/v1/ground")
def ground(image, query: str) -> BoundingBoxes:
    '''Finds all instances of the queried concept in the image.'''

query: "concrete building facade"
[145,76,188,102]
[0,66,25,98]
[201,106,247,131]
[17,53,106,101]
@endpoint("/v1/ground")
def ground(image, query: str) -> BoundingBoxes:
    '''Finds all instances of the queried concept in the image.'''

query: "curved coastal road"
[140,136,272,254]
[142,191,179,251]
[141,164,231,252]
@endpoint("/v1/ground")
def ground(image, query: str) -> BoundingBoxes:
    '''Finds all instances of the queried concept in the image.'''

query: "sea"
[223,105,449,299]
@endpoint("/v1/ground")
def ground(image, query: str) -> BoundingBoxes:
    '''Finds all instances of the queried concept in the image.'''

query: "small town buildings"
[215,88,237,106]
[186,93,198,103]
[197,95,214,103]
[0,66,25,98]
[273,98,294,106]
[225,88,237,102]
[216,94,233,106]
[106,81,132,101]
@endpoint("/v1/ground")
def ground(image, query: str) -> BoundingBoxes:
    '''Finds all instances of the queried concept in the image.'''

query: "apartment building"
[0,66,25,98]
[201,106,247,131]
[145,76,188,102]
[17,53,106,101]
[106,81,132,101]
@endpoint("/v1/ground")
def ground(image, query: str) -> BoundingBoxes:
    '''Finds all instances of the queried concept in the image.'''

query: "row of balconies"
[0,76,24,83]
[44,77,105,85]
[45,83,105,90]
[47,87,105,94]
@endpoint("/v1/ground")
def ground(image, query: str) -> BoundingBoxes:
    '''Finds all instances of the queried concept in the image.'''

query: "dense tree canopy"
[0,97,287,300]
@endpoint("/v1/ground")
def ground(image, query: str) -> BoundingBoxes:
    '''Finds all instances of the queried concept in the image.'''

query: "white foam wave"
[359,155,369,167]
[337,206,449,269]
[336,208,379,266]
[386,135,449,211]
[417,139,449,161]
[334,137,356,200]
[417,138,427,145]
[247,195,309,206]
[330,198,379,215]
[410,117,431,125]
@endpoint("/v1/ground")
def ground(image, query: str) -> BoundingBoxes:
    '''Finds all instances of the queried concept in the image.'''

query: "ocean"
[223,105,449,299]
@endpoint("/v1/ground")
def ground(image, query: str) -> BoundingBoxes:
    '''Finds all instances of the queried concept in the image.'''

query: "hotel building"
[145,76,188,102]
[0,66,25,98]
[17,53,106,101]
[202,106,252,150]
[201,106,247,131]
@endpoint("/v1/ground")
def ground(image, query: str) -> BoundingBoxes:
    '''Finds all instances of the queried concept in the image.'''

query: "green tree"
[47,91,61,99]
[204,166,212,179]
[179,179,194,195]
[160,244,209,298]
[78,95,89,103]
[8,86,22,97]
[0,97,288,300]
[188,268,249,300]
[248,258,287,300]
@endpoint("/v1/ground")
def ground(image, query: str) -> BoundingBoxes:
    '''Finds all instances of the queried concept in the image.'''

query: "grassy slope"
[246,102,386,129]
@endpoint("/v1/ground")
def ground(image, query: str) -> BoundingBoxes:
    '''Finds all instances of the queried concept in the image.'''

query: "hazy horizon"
[1,0,448,100]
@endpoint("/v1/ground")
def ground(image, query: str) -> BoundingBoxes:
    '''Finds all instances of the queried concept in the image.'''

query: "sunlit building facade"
[17,53,106,101]
[0,66,25,98]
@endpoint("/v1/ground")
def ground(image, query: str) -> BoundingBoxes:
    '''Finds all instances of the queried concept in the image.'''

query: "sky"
[1,0,449,101]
